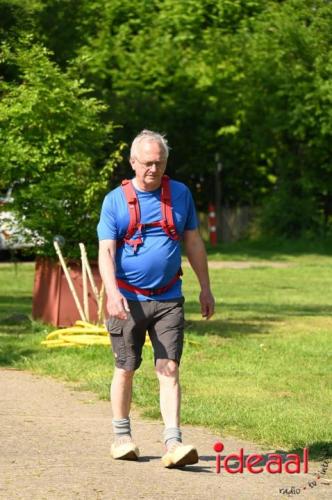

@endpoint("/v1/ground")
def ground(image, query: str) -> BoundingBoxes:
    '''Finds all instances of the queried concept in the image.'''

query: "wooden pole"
[79,243,89,321]
[79,243,99,305]
[53,241,86,321]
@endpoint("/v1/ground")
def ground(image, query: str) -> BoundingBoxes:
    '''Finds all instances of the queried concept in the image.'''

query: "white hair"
[130,129,169,159]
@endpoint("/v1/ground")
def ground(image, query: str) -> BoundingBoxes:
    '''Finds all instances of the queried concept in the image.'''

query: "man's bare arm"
[183,229,215,319]
[98,239,129,320]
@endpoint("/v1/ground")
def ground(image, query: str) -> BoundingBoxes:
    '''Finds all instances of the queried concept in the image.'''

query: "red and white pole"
[208,203,217,245]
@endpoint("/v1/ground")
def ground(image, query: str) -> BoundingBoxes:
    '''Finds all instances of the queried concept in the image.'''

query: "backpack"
[116,175,182,296]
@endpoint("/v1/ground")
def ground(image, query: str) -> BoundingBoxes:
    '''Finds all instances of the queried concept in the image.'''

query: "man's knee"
[113,367,136,381]
[155,359,179,378]
[114,355,142,373]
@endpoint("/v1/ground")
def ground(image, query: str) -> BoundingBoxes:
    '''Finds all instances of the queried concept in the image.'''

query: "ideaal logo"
[213,442,309,474]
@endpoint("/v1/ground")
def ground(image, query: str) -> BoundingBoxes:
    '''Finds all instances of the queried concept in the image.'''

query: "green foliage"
[260,185,320,238]
[0,39,123,258]
[226,0,332,235]
[73,0,271,206]
[0,1,36,42]
[1,0,332,239]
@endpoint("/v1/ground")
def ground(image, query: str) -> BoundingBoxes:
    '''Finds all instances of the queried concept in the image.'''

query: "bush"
[261,184,321,238]
[0,40,123,259]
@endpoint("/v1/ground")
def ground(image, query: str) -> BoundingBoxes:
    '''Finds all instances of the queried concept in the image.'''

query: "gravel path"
[0,369,329,500]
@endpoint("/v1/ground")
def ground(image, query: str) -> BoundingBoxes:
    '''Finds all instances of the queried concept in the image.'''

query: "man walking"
[98,130,215,468]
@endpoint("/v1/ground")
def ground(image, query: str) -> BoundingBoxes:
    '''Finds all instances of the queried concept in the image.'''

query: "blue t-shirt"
[97,179,198,301]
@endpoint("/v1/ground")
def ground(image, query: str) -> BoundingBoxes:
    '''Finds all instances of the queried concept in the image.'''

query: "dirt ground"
[0,369,330,500]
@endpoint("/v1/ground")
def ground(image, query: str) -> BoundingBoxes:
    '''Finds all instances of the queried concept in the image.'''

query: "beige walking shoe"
[162,442,199,468]
[111,435,139,460]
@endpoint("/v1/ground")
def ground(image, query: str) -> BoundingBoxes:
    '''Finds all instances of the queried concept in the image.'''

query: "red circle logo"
[214,441,224,453]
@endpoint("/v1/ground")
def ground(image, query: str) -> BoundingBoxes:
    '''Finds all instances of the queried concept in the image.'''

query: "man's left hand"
[199,289,215,320]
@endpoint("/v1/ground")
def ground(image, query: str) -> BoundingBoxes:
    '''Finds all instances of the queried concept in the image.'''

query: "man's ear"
[129,157,136,171]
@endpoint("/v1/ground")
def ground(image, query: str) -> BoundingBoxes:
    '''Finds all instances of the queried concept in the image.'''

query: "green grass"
[0,245,331,459]
[204,236,332,262]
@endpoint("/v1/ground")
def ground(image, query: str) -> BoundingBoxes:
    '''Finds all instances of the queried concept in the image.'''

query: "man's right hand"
[106,290,130,320]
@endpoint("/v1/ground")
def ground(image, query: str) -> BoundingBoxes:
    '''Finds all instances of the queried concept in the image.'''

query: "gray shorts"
[106,298,184,371]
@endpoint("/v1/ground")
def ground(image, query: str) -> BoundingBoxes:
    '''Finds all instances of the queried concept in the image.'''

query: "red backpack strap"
[117,268,182,297]
[161,175,179,240]
[121,179,140,241]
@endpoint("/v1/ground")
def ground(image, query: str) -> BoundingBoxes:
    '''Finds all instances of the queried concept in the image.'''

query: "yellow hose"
[42,320,200,349]
[59,334,110,345]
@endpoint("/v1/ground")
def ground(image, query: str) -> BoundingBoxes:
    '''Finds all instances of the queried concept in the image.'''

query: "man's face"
[130,140,167,191]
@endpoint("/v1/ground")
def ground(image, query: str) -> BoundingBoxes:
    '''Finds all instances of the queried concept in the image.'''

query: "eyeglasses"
[134,157,166,170]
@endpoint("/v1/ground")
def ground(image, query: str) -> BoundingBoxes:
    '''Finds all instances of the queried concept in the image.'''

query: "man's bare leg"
[110,367,139,460]
[111,367,134,419]
[156,358,198,467]
[155,359,181,430]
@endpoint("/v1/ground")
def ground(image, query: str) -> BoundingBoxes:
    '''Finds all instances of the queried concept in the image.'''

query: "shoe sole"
[162,447,199,468]
[111,444,139,461]
[112,450,139,460]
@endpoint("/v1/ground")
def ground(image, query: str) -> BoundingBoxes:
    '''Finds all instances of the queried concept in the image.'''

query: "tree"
[2,0,331,239]
[0,40,123,258]
[228,0,332,235]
